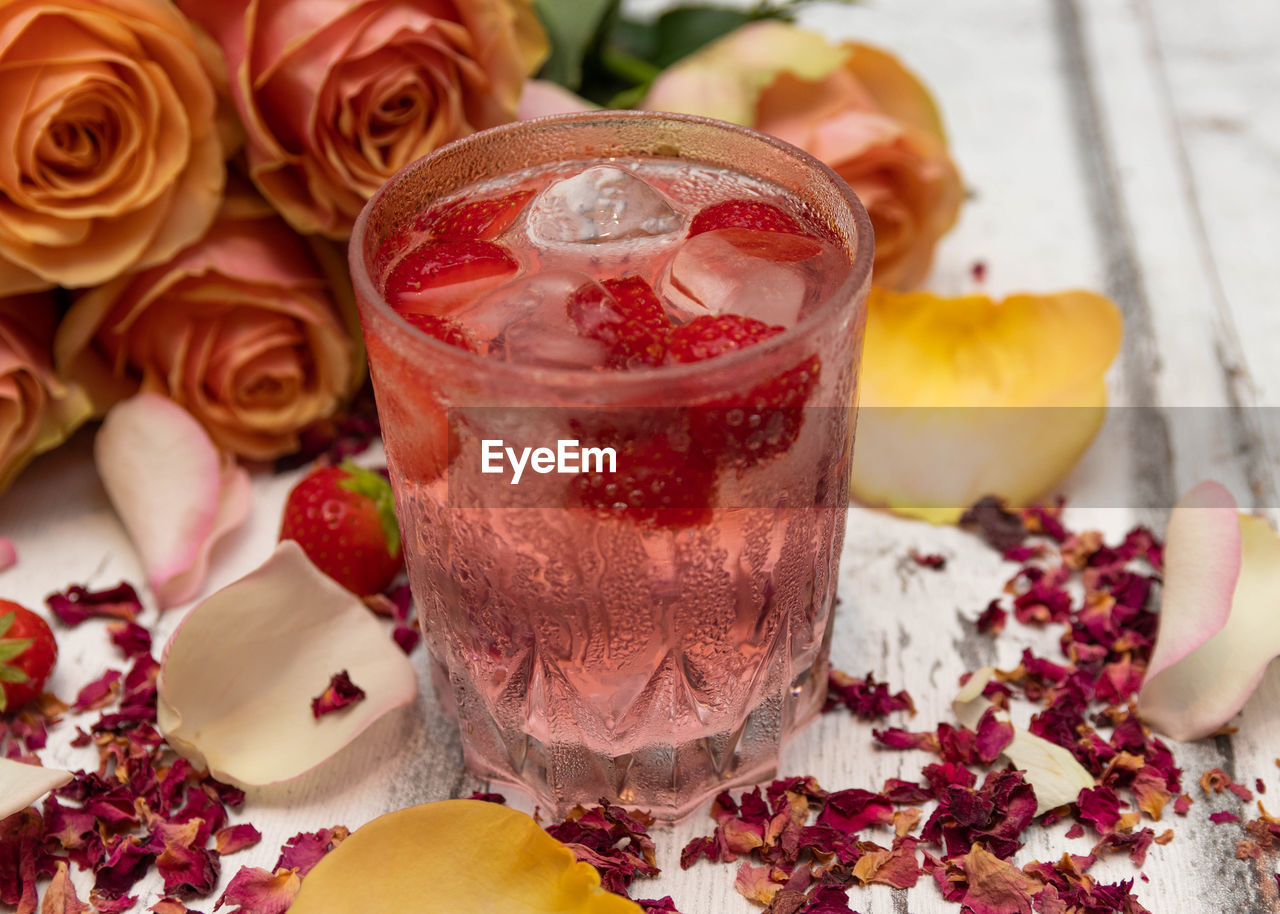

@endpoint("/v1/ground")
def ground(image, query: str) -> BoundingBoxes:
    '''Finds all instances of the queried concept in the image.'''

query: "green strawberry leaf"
[338,461,402,558]
[0,610,13,638]
[0,638,34,663]
[0,665,30,683]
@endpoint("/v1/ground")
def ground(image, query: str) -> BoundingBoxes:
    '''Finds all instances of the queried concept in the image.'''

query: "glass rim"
[349,109,875,391]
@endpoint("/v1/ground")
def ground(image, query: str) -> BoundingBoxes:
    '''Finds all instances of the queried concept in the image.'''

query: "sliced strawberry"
[567,276,670,369]
[665,313,783,364]
[571,429,715,527]
[419,189,535,241]
[386,239,518,313]
[688,199,807,239]
[666,314,820,466]
[401,313,479,353]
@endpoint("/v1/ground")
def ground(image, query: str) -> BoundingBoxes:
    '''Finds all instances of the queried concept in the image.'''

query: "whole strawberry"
[0,600,58,713]
[280,461,403,595]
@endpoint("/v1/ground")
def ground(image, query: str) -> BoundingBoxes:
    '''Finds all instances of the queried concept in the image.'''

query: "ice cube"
[527,166,683,245]
[660,227,819,327]
[454,270,610,369]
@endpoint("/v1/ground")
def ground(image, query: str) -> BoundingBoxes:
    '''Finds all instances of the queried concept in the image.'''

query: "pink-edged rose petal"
[156,541,418,786]
[0,537,15,571]
[517,79,595,120]
[1138,481,1280,740]
[0,757,73,818]
[95,394,251,609]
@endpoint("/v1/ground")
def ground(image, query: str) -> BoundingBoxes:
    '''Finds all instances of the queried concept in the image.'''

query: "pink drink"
[351,113,872,820]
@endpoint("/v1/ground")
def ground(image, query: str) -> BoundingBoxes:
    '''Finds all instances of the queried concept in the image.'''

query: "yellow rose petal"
[850,288,1122,523]
[286,800,642,914]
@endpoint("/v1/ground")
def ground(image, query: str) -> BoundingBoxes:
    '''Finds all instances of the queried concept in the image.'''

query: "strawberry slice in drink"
[688,198,808,239]
[386,239,519,315]
[417,189,535,241]
[566,275,671,369]
[666,314,820,467]
[571,428,715,527]
[401,313,479,352]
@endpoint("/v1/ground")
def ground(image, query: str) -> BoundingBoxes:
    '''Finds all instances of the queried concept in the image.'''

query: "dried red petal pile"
[1,607,254,912]
[822,671,915,720]
[672,500,1200,912]
[545,801,674,911]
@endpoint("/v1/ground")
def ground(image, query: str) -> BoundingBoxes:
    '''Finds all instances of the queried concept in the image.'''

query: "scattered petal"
[214,866,300,914]
[310,672,365,718]
[286,800,641,913]
[41,860,90,914]
[214,825,263,856]
[156,541,418,785]
[95,394,251,609]
[1138,482,1280,740]
[46,583,142,626]
[0,758,72,818]
[954,669,1095,815]
[0,538,15,572]
[850,289,1122,523]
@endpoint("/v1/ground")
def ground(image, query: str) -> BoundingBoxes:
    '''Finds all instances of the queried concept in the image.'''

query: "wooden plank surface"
[2,0,1279,911]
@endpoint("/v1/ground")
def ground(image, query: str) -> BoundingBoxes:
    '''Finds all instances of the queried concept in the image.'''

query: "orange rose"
[56,189,359,460]
[184,0,548,239]
[644,21,963,290]
[0,294,92,491]
[0,0,232,294]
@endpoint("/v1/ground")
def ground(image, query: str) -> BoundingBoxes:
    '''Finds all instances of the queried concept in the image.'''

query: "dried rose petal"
[1138,482,1280,740]
[46,582,142,626]
[95,393,252,609]
[274,827,349,877]
[214,866,300,914]
[215,824,263,856]
[157,542,417,786]
[823,670,915,719]
[43,860,90,914]
[960,497,1028,553]
[109,621,153,660]
[310,672,366,719]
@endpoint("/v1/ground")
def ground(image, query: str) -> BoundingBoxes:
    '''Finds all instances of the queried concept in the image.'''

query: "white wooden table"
[3,0,1279,910]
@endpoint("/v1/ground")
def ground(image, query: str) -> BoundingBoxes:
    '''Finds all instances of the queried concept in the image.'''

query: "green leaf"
[0,638,33,663]
[338,461,402,559]
[0,665,29,683]
[646,7,757,68]
[534,0,620,91]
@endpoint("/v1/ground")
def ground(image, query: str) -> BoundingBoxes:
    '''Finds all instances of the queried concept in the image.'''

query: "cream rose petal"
[954,668,1095,816]
[517,78,594,120]
[0,758,72,818]
[156,541,418,786]
[94,393,251,609]
[1137,481,1280,741]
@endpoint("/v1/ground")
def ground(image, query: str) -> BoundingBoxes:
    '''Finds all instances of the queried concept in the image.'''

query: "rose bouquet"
[0,0,1109,527]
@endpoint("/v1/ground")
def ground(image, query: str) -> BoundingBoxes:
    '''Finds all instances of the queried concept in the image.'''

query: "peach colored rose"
[56,188,359,461]
[0,294,92,491]
[0,0,232,294]
[184,0,548,239]
[644,22,963,290]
